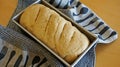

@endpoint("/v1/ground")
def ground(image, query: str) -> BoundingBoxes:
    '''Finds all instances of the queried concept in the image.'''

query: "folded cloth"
[0,0,117,67]
[0,25,64,67]
[46,0,118,43]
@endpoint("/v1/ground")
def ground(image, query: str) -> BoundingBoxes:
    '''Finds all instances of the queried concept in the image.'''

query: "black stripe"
[99,26,109,35]
[14,55,23,67]
[73,7,88,16]
[32,56,40,67]
[23,55,29,67]
[70,0,74,4]
[63,1,69,9]
[76,13,94,23]
[98,35,104,40]
[6,50,16,67]
[0,46,8,60]
[83,17,98,27]
[89,22,104,32]
[49,0,55,4]
[76,2,81,7]
[37,58,47,67]
[56,0,62,8]
[80,7,88,14]
[106,31,117,39]
[98,31,117,40]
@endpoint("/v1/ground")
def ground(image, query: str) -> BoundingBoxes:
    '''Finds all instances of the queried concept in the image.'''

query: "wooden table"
[0,0,120,67]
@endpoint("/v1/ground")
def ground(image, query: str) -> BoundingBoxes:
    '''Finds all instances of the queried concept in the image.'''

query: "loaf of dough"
[20,4,89,63]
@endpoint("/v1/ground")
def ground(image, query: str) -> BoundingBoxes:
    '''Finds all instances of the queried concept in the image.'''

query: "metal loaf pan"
[12,0,98,66]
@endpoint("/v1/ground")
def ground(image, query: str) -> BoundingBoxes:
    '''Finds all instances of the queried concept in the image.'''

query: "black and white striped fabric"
[0,26,64,67]
[46,0,118,43]
[0,0,118,67]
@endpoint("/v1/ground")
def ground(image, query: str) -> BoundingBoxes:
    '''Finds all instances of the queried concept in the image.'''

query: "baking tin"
[12,0,98,67]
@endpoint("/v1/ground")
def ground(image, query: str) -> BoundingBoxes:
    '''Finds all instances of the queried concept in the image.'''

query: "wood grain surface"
[0,0,18,26]
[0,0,120,67]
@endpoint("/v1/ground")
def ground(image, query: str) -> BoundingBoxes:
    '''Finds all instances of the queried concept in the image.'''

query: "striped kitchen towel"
[46,0,118,43]
[0,0,118,67]
[0,25,64,67]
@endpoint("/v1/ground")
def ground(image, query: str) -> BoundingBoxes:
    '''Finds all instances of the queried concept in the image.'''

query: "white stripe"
[59,0,69,8]
[70,4,88,15]
[20,51,28,66]
[53,0,60,7]
[70,0,78,6]
[0,39,4,51]
[91,24,106,34]
[0,47,11,67]
[98,34,118,43]
[100,28,114,39]
[71,4,83,14]
[73,10,92,21]
[75,4,88,14]
[84,20,100,31]
[79,15,96,26]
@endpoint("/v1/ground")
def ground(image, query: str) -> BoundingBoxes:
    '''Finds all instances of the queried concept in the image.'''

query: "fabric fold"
[0,0,117,67]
